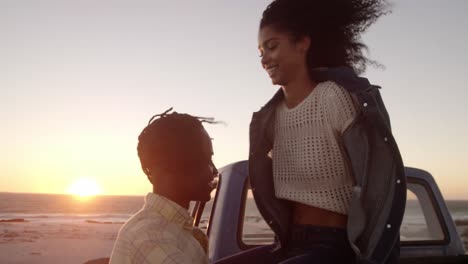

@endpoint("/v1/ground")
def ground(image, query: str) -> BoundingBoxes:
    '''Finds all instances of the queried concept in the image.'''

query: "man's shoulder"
[118,210,174,240]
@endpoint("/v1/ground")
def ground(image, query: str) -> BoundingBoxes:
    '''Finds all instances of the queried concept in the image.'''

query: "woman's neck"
[282,72,317,108]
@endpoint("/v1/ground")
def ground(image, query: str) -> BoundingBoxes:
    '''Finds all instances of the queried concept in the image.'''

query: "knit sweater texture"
[272,81,358,215]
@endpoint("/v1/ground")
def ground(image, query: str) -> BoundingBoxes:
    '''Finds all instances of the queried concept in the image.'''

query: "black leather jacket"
[248,67,406,264]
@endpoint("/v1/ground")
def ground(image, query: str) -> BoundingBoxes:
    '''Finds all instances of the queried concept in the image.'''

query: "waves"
[0,213,133,224]
[1,193,468,230]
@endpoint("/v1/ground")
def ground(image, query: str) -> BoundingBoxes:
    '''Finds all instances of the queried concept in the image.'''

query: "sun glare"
[68,177,102,198]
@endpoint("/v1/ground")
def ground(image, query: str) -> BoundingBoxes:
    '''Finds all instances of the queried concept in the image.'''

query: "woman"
[218,0,406,263]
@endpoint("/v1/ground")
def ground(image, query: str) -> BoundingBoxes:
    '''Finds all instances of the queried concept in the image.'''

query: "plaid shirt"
[110,193,208,264]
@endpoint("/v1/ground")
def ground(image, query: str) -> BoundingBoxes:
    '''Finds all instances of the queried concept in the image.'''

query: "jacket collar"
[309,66,372,93]
[261,88,284,113]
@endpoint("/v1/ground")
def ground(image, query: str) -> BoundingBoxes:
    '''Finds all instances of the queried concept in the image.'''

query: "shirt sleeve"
[323,82,358,134]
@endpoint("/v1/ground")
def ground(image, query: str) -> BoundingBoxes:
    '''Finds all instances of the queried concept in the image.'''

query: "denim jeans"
[214,225,355,264]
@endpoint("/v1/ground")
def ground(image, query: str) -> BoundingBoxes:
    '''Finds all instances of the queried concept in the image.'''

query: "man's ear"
[148,166,164,184]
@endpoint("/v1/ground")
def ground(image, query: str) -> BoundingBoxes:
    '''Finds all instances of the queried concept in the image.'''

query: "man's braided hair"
[137,108,216,184]
[260,0,391,74]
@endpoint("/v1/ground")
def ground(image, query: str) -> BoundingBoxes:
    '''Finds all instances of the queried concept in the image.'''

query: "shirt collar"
[143,192,193,228]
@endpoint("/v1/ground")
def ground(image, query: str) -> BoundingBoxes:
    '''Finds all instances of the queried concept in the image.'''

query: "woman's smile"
[266,65,279,76]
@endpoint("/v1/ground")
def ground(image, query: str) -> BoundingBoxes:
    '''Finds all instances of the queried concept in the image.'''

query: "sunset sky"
[2,0,468,199]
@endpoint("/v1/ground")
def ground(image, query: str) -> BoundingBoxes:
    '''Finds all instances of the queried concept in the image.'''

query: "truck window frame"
[235,177,451,249]
[206,175,222,237]
[401,178,450,246]
[237,177,258,250]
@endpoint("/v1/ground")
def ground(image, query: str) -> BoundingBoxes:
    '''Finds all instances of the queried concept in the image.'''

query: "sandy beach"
[0,220,120,264]
[455,219,468,250]
[1,219,468,264]
[1,192,467,264]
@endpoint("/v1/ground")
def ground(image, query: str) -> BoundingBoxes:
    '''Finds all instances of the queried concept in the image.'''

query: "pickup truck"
[86,161,468,264]
[191,160,468,263]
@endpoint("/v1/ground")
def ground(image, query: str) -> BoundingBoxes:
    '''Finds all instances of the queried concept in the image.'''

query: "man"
[110,110,218,264]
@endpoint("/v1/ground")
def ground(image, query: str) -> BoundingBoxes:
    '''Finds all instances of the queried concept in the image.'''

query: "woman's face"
[258,25,309,86]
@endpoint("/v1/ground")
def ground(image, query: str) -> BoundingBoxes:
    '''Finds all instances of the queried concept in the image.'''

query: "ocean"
[0,193,143,224]
[0,192,467,264]
[1,192,468,242]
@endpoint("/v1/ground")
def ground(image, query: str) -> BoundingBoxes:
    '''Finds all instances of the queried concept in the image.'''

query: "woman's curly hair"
[260,0,391,74]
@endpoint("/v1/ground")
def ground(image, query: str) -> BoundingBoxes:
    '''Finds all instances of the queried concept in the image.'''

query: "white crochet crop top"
[272,81,358,215]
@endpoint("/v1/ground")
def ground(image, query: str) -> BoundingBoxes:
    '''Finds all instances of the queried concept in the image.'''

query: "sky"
[1,0,468,199]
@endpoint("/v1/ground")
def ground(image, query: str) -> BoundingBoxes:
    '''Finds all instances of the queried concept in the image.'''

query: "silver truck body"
[202,161,467,263]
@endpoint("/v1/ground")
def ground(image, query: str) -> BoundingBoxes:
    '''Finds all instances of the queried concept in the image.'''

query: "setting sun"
[67,178,102,197]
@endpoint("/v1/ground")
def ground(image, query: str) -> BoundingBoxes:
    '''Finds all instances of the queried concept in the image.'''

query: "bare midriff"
[292,202,348,228]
